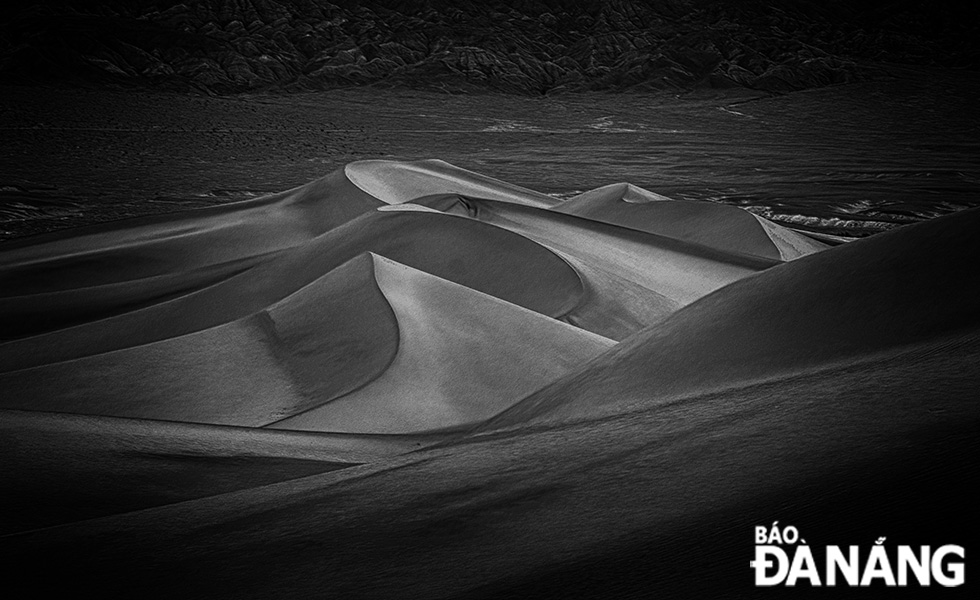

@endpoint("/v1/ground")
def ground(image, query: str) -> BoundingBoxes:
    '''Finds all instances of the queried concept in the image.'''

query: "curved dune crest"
[552,182,826,260]
[416,193,772,338]
[0,254,400,425]
[0,166,383,341]
[0,255,261,341]
[269,255,613,434]
[0,209,584,371]
[482,207,980,430]
[0,166,381,295]
[345,159,559,208]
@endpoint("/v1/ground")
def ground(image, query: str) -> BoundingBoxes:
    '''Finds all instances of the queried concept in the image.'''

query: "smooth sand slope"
[0,209,583,371]
[0,159,796,347]
[0,167,382,340]
[0,243,607,430]
[269,255,613,434]
[4,304,975,598]
[417,193,775,338]
[0,254,399,424]
[0,408,423,535]
[481,206,980,430]
[554,182,827,260]
[0,161,973,597]
[345,159,560,208]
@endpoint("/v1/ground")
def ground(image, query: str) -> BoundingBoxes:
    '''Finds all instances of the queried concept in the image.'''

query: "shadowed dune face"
[2,158,976,596]
[5,334,976,598]
[0,167,381,292]
[0,254,400,425]
[0,408,431,535]
[482,207,980,430]
[268,255,613,434]
[0,410,359,535]
[0,209,584,371]
[0,166,382,341]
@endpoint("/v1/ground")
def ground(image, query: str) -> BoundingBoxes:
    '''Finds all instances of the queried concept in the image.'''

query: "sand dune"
[481,206,980,430]
[0,209,582,371]
[0,167,382,341]
[417,193,775,338]
[0,408,433,535]
[4,328,975,598]
[0,167,380,293]
[269,255,613,433]
[0,243,603,430]
[0,254,399,424]
[3,160,973,597]
[554,182,827,260]
[345,159,559,208]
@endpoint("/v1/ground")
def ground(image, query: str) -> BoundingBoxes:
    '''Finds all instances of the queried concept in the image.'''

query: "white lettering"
[783,526,799,545]
[786,546,820,586]
[932,545,964,587]
[897,546,930,586]
[752,546,788,586]
[861,545,897,586]
[826,545,859,586]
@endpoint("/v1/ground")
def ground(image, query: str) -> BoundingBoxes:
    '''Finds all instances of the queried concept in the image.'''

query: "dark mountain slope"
[2,0,975,94]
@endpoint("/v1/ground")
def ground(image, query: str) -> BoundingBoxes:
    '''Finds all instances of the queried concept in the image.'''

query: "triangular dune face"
[269,255,614,434]
[553,182,826,261]
[345,159,559,208]
[483,207,980,430]
[560,183,675,206]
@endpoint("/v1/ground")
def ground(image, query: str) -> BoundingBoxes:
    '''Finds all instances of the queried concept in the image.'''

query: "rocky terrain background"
[1,0,977,95]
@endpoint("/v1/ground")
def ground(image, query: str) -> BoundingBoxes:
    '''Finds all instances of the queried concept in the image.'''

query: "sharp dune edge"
[268,254,613,434]
[1,159,976,597]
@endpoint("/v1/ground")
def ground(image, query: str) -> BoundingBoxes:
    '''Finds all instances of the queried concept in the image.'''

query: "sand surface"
[555,182,827,260]
[346,159,559,208]
[1,160,976,597]
[481,203,980,430]
[269,255,612,433]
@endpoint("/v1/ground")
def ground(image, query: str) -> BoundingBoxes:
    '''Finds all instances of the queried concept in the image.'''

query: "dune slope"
[0,162,975,598]
[0,209,583,371]
[554,182,826,260]
[0,166,382,340]
[482,206,980,429]
[0,408,434,535]
[269,255,614,434]
[417,193,775,338]
[345,159,559,208]
[4,330,975,598]
[0,254,400,425]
